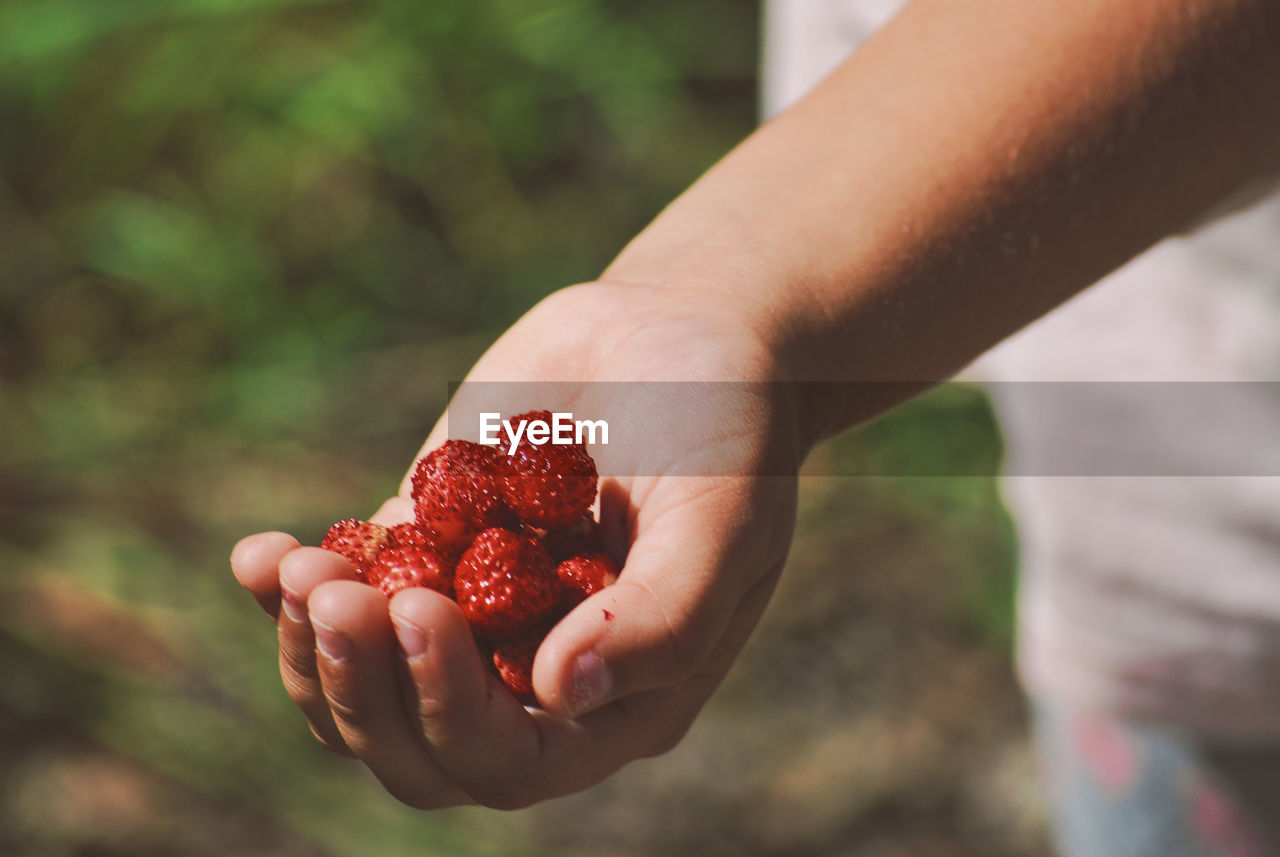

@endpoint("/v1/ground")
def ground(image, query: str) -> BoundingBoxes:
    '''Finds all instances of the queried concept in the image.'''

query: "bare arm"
[607,0,1280,438]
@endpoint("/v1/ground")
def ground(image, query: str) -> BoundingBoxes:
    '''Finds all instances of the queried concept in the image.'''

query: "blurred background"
[0,0,1050,854]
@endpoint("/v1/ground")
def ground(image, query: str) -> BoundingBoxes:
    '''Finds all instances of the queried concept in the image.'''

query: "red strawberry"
[369,545,455,598]
[542,514,603,561]
[454,528,560,639]
[499,410,598,529]
[389,521,432,550]
[410,440,500,501]
[320,519,392,579]
[491,631,545,705]
[412,440,513,554]
[556,553,618,607]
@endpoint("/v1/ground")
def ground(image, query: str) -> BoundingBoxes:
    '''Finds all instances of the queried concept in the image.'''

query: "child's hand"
[230,282,806,809]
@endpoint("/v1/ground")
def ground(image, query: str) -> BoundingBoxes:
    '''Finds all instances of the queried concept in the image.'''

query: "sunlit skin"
[233,283,802,808]
[232,0,1280,810]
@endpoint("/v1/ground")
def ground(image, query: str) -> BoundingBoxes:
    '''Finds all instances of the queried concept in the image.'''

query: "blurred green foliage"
[1,0,756,483]
[0,1,1021,854]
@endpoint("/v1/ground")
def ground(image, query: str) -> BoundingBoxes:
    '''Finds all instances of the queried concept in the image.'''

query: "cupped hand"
[230,281,807,809]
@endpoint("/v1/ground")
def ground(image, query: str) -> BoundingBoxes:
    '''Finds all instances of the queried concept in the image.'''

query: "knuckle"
[407,667,480,730]
[414,694,450,725]
[279,637,321,683]
[322,687,368,731]
[280,658,321,706]
[412,693,477,737]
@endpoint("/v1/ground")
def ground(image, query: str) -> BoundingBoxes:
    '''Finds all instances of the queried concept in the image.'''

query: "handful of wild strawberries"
[318,410,618,705]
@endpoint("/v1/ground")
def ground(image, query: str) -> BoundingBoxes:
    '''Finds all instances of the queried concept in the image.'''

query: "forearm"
[603,0,1280,443]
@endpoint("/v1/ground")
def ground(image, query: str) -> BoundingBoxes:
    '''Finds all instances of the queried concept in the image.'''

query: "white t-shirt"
[765,0,1280,737]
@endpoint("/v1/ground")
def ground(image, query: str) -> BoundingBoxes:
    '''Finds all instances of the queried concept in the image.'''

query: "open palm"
[231,281,806,808]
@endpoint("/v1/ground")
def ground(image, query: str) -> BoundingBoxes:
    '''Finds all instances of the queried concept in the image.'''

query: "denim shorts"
[1033,702,1280,857]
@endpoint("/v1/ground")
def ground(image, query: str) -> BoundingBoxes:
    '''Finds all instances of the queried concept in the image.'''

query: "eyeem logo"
[479,412,609,455]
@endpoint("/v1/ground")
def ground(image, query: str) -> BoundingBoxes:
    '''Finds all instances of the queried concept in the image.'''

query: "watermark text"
[479,412,608,455]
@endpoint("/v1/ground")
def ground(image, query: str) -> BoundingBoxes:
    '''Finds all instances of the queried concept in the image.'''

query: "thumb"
[532,487,789,718]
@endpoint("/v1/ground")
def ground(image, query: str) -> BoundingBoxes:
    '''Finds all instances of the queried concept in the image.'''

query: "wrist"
[601,212,915,451]
[589,267,848,459]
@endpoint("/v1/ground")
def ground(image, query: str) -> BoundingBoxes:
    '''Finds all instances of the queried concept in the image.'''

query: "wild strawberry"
[410,440,500,501]
[556,553,618,607]
[491,631,545,705]
[389,521,432,550]
[320,519,392,579]
[412,440,513,554]
[500,410,598,529]
[369,545,455,598]
[541,514,603,561]
[454,528,560,639]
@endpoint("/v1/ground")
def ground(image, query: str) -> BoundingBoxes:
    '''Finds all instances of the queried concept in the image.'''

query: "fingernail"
[392,618,429,660]
[312,620,353,663]
[281,591,308,624]
[564,650,611,718]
